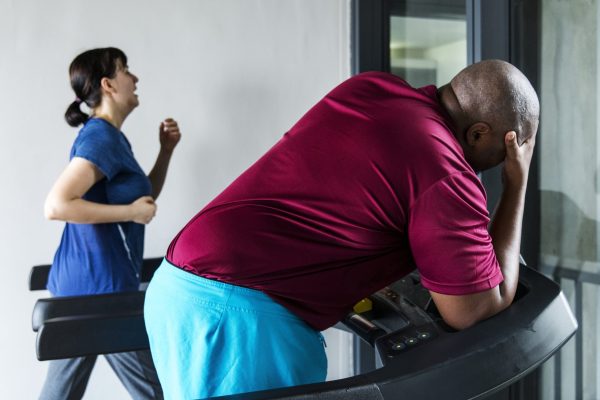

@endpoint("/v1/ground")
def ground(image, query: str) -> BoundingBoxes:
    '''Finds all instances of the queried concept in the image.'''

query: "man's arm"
[429,130,536,330]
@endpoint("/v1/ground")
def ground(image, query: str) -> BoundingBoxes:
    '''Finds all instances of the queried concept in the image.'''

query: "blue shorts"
[144,259,327,400]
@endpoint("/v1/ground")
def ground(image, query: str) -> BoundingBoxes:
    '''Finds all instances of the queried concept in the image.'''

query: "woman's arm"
[148,118,181,199]
[44,157,156,224]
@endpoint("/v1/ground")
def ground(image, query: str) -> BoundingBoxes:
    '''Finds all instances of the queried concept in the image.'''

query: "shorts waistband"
[151,258,303,322]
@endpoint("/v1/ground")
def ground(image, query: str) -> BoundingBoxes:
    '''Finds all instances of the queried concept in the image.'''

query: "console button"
[391,342,406,351]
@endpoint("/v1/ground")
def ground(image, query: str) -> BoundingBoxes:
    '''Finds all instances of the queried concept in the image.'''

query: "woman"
[40,47,180,400]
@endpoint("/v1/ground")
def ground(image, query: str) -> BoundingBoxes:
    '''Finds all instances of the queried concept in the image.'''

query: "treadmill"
[30,258,577,399]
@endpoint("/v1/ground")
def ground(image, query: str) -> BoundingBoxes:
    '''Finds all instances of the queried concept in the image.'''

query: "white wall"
[0,1,351,398]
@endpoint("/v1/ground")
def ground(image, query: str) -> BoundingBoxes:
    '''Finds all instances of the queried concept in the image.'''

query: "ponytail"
[64,99,90,127]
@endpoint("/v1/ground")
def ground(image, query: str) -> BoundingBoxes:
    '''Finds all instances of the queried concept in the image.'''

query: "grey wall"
[539,0,600,398]
[0,1,351,398]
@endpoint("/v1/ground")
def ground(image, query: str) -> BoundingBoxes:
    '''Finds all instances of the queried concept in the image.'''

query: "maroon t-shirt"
[167,72,503,331]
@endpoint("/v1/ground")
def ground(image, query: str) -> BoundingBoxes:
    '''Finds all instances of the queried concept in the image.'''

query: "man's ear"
[465,122,491,146]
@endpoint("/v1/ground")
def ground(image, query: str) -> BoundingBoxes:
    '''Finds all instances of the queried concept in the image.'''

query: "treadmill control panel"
[346,271,448,364]
[376,323,439,359]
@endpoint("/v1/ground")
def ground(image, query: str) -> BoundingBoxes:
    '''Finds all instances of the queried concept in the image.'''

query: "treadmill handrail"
[32,291,146,332]
[36,311,148,361]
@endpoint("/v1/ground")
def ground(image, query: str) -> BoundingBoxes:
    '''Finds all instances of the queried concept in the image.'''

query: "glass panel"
[540,0,600,398]
[389,2,467,87]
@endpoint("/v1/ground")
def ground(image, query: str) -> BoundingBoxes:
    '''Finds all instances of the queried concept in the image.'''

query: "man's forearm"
[488,181,527,304]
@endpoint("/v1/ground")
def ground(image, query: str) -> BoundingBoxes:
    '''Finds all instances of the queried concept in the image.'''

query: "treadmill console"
[349,269,531,364]
[362,272,444,362]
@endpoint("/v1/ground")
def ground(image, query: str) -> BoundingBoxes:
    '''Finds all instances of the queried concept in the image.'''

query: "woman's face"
[109,60,139,112]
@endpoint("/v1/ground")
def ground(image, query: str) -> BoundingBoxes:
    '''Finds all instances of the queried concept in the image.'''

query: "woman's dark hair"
[64,47,128,127]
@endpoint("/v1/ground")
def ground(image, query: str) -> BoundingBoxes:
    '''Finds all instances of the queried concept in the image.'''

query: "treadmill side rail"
[32,291,146,332]
[36,312,148,361]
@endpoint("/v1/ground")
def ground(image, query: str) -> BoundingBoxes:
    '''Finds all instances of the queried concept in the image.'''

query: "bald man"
[144,60,540,399]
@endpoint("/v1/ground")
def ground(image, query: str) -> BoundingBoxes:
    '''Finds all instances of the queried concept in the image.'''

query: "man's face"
[467,119,538,172]
[467,130,507,172]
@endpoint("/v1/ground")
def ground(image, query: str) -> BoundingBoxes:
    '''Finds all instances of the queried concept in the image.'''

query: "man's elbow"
[437,294,513,331]
[441,314,481,331]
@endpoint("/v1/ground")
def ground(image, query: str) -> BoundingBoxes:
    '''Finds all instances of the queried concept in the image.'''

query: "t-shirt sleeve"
[408,172,503,295]
[72,128,122,180]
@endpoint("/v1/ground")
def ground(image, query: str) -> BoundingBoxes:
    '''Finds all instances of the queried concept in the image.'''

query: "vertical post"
[466,0,475,65]
[467,0,511,217]
[575,281,583,400]
[469,1,543,399]
[469,0,541,268]
[510,0,542,270]
[510,1,543,398]
[351,0,389,375]
[351,0,390,75]
[352,336,377,375]
[554,269,563,400]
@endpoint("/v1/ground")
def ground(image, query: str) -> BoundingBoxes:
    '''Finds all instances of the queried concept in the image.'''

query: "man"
[144,59,539,399]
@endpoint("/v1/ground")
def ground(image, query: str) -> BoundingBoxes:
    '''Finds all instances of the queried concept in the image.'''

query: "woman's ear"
[465,122,491,146]
[100,77,114,95]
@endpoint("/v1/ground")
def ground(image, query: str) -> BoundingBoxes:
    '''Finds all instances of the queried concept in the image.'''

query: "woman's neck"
[92,104,126,130]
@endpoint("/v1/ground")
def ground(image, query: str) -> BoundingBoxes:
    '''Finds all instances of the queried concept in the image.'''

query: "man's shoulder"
[348,71,411,87]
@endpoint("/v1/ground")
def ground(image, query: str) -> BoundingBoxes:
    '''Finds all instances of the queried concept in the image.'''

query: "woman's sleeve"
[72,128,122,180]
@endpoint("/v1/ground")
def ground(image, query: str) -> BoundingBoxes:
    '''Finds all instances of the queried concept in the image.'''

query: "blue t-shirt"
[47,118,152,296]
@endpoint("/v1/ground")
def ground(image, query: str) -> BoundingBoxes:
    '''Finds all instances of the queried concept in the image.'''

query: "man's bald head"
[450,59,539,145]
[438,60,539,171]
